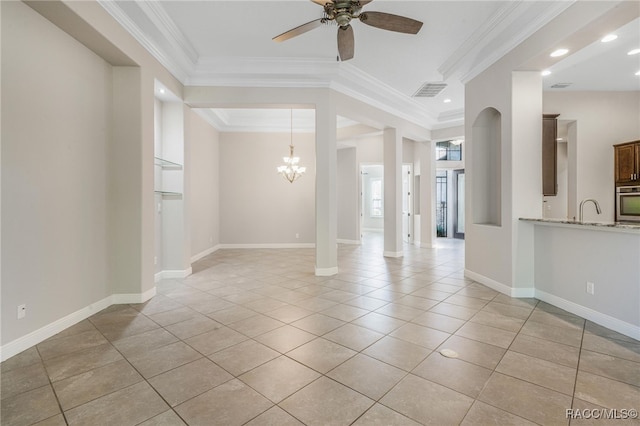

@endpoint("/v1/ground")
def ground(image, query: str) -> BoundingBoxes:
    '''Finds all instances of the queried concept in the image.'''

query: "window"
[436,140,462,161]
[370,178,383,217]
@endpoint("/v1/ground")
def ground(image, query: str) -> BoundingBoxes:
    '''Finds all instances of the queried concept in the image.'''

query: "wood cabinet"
[542,114,560,196]
[614,140,640,185]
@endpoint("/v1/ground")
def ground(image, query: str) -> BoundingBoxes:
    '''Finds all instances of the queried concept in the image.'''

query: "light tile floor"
[2,234,639,425]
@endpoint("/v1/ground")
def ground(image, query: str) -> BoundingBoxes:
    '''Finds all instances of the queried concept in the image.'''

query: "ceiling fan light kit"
[273,0,423,61]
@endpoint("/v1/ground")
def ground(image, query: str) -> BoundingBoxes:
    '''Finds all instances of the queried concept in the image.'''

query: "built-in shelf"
[154,190,182,197]
[154,157,182,169]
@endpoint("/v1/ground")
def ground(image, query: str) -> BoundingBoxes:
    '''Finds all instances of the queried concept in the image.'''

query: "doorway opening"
[360,164,384,238]
[436,171,448,237]
[435,168,465,239]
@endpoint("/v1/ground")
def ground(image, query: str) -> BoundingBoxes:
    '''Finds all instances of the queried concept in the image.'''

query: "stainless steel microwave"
[616,186,640,222]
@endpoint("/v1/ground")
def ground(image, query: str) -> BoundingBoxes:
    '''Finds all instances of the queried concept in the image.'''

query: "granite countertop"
[520,217,640,232]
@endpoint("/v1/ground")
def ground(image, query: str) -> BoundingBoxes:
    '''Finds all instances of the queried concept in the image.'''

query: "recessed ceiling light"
[636,70,640,76]
[159,88,166,94]
[550,48,569,57]
[541,70,552,76]
[601,34,618,43]
[443,98,452,103]
[628,49,640,55]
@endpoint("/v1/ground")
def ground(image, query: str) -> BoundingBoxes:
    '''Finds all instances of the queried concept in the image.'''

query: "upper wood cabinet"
[614,140,640,185]
[542,114,560,196]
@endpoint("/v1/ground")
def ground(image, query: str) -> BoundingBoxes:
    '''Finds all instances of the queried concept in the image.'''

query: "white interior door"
[402,164,412,243]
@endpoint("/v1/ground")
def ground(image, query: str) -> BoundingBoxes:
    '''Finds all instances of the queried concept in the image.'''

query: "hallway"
[1,237,638,425]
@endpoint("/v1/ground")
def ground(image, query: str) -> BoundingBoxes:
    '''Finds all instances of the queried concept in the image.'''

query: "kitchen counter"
[520,217,640,233]
[520,217,639,340]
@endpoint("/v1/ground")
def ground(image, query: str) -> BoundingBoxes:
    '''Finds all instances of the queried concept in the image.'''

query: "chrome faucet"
[579,199,602,222]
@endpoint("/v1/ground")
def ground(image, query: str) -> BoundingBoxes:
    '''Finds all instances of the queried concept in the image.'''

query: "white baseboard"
[337,239,361,245]
[465,269,639,340]
[415,241,435,248]
[383,251,403,258]
[464,269,534,298]
[112,286,157,304]
[219,243,315,249]
[154,268,192,283]
[0,288,156,362]
[535,289,640,340]
[190,245,221,263]
[315,266,339,276]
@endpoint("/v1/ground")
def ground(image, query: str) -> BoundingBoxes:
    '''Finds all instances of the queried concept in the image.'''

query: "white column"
[315,101,338,275]
[383,128,403,257]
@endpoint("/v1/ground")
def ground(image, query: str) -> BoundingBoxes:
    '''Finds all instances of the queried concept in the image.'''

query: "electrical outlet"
[586,281,595,295]
[17,304,26,319]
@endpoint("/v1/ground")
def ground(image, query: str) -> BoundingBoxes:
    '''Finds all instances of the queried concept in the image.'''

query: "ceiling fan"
[273,0,423,61]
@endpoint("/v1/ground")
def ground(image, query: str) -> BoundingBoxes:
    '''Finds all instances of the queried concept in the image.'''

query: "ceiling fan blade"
[337,25,354,61]
[359,11,423,34]
[359,0,373,5]
[273,19,324,42]
[311,0,333,6]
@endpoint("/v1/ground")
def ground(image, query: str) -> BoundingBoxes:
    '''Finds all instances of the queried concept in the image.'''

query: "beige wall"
[189,110,220,257]
[2,1,113,343]
[0,0,187,357]
[219,132,316,245]
[543,91,640,222]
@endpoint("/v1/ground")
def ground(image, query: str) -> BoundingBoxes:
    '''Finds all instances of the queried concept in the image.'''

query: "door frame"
[402,164,413,244]
[453,169,465,239]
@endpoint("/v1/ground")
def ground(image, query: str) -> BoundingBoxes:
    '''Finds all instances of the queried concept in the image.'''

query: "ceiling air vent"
[413,82,447,98]
[550,82,572,89]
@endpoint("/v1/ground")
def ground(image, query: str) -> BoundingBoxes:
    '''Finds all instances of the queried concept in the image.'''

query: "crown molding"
[431,109,465,130]
[99,2,446,129]
[439,0,574,84]
[193,108,227,131]
[136,1,199,65]
[97,0,193,82]
[189,57,438,128]
[188,57,339,86]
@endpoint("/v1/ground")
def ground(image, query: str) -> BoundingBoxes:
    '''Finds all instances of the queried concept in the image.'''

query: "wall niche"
[471,107,502,226]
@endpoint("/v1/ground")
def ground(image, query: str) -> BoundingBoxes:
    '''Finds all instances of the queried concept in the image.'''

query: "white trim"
[112,287,157,304]
[315,266,339,276]
[162,268,193,279]
[535,289,640,340]
[465,269,639,340]
[191,245,221,263]
[219,243,315,249]
[337,239,360,245]
[97,0,191,82]
[154,268,193,283]
[383,251,403,258]
[464,269,535,298]
[440,1,573,83]
[415,241,435,249]
[0,288,156,362]
[511,287,536,298]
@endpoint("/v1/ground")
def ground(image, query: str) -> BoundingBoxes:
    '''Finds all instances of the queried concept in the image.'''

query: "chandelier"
[277,109,306,183]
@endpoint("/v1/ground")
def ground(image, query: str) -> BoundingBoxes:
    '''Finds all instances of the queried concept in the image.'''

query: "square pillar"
[383,128,403,257]
[315,102,338,275]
